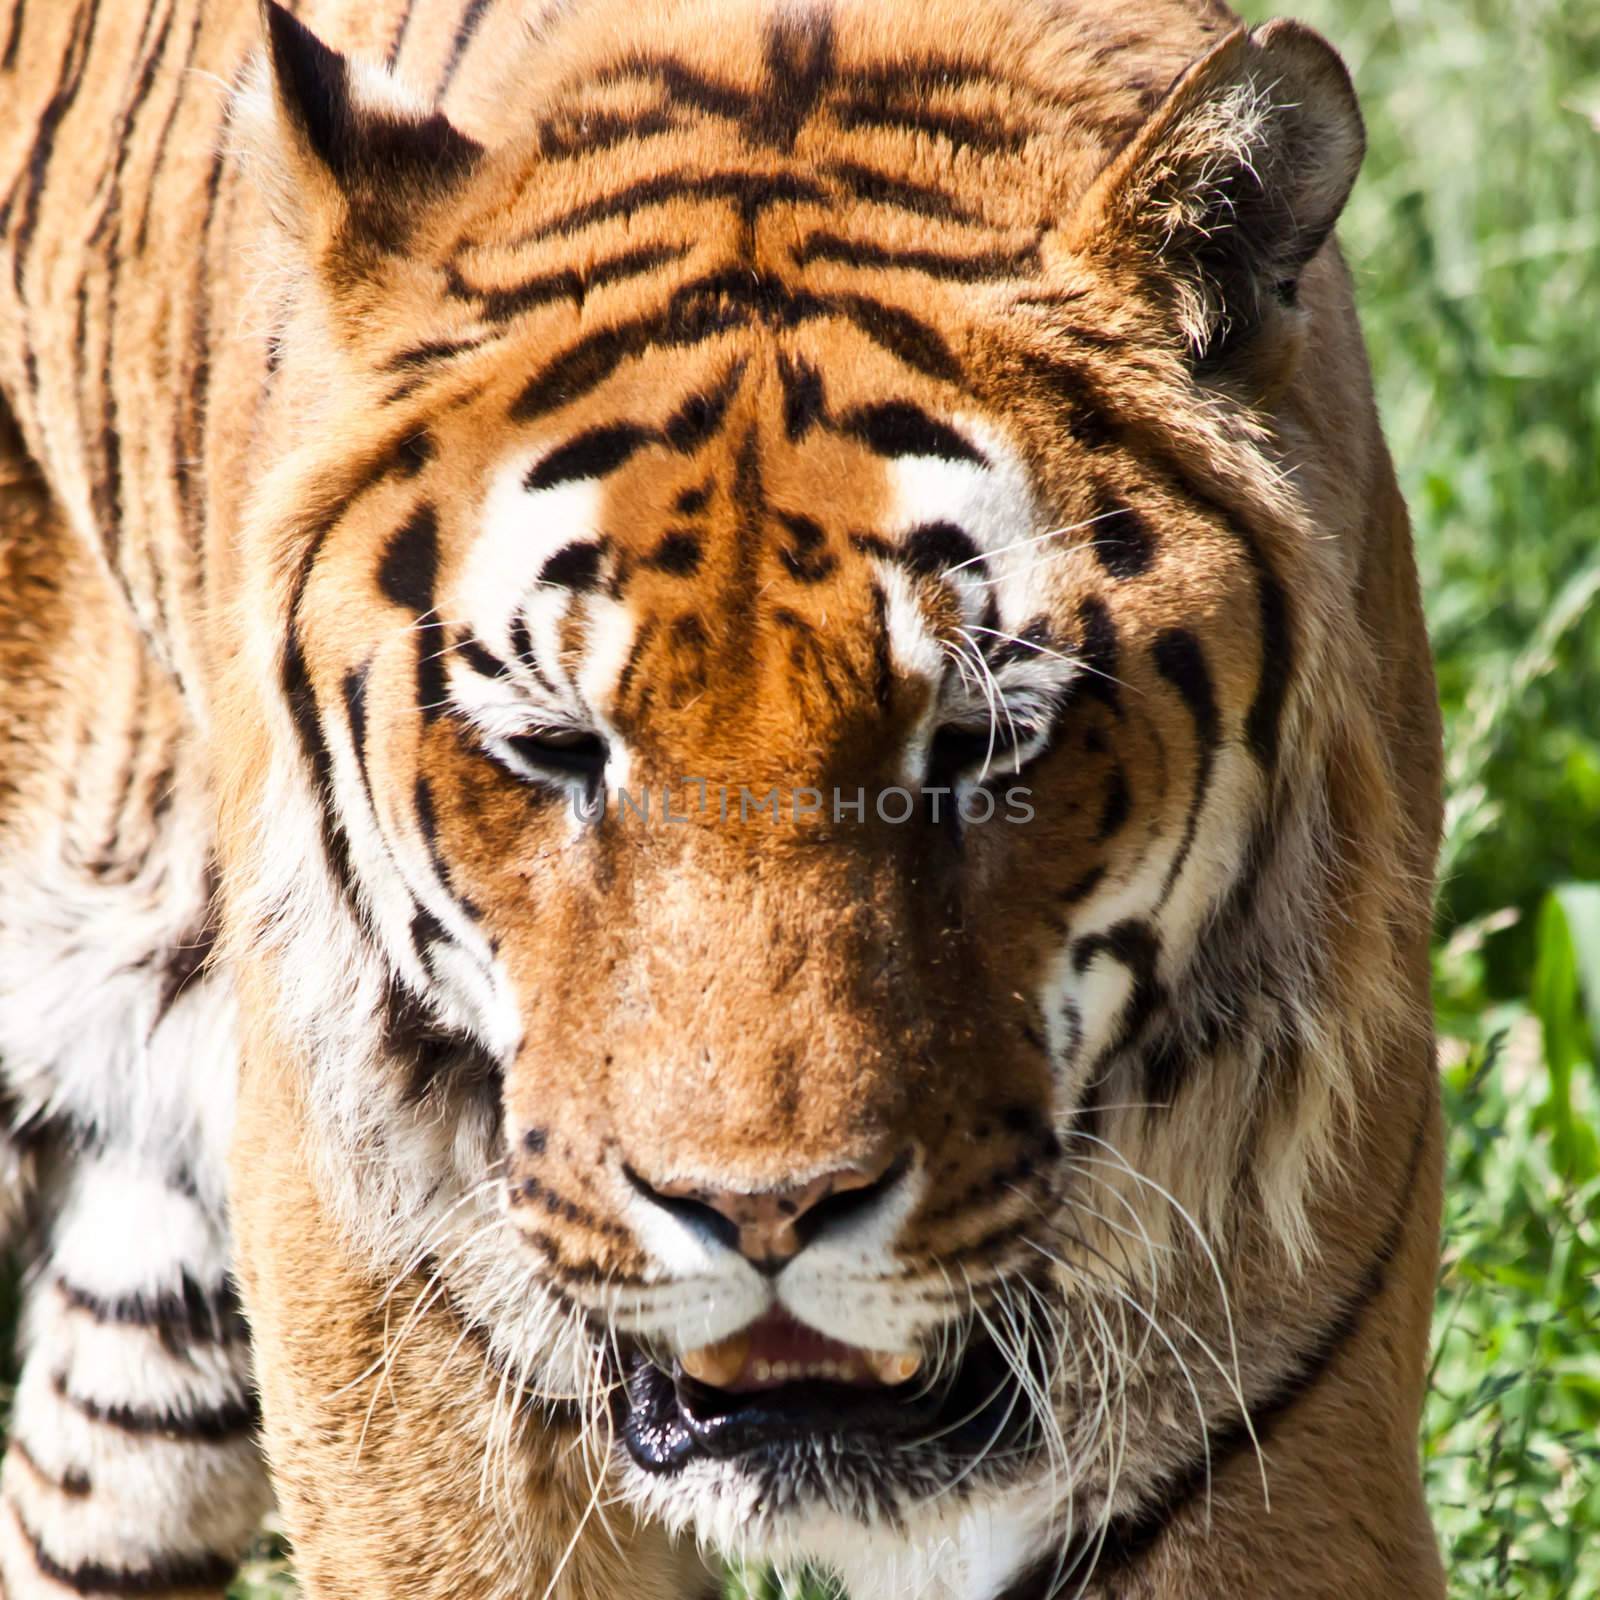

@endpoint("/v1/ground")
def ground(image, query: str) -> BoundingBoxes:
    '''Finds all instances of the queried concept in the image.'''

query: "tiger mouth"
[617,1307,1028,1477]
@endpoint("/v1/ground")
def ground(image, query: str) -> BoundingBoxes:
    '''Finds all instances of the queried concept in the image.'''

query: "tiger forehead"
[457,0,1151,246]
[512,356,990,582]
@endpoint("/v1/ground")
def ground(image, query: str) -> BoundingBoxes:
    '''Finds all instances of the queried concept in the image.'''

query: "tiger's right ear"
[244,1,482,248]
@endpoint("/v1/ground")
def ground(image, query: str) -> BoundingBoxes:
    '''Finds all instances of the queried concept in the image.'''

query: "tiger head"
[227,0,1438,1577]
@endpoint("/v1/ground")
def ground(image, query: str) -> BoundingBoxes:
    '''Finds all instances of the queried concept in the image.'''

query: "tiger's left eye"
[926,722,1032,788]
[503,727,609,780]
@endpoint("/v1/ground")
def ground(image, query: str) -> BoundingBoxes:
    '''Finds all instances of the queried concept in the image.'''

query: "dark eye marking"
[378,503,441,612]
[1094,495,1155,579]
[524,425,653,491]
[393,430,435,477]
[662,360,746,453]
[904,520,981,577]
[504,727,609,780]
[841,401,987,466]
[538,540,607,592]
[777,511,836,583]
[456,637,508,680]
[644,531,703,575]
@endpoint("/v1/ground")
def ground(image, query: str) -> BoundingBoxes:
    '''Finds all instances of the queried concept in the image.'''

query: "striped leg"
[0,1151,270,1598]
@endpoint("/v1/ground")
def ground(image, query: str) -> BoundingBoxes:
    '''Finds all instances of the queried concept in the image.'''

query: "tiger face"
[235,0,1419,1573]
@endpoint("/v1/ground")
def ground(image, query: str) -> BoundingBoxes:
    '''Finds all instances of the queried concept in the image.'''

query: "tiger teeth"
[678,1338,919,1388]
[863,1348,922,1385]
[678,1330,752,1388]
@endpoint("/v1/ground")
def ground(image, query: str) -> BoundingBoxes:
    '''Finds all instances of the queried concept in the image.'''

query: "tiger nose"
[628,1150,908,1275]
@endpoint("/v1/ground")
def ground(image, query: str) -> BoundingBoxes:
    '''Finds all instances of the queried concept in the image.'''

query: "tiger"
[0,0,1448,1594]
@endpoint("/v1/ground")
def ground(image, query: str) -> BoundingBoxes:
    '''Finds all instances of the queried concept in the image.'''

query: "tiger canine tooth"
[864,1349,922,1384]
[678,1330,752,1388]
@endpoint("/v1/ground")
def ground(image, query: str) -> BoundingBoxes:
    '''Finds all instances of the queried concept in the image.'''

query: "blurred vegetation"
[3,0,1597,1596]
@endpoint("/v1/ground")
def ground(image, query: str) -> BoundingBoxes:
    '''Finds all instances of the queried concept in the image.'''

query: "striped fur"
[0,2,1445,1596]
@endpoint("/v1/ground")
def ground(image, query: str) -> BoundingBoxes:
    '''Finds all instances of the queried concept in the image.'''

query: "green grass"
[7,0,1600,1594]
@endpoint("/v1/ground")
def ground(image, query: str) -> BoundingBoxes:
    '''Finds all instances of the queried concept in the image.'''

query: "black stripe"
[152,899,218,1023]
[663,359,746,453]
[834,293,961,383]
[1074,596,1122,713]
[381,977,500,1103]
[131,0,204,257]
[776,351,826,439]
[842,401,986,465]
[280,454,404,909]
[1243,536,1292,769]
[1151,628,1220,901]
[1131,439,1293,769]
[172,142,227,572]
[418,614,448,722]
[455,637,507,680]
[1072,918,1163,1063]
[378,503,440,613]
[283,617,360,906]
[340,663,377,819]
[2,0,102,298]
[826,160,973,222]
[1093,495,1154,579]
[903,520,981,577]
[868,581,894,712]
[57,1272,247,1350]
[81,0,182,571]
[1011,1106,1433,1593]
[53,1373,258,1443]
[381,336,484,373]
[538,107,675,160]
[610,616,659,718]
[412,774,478,919]
[1019,350,1118,451]
[777,512,835,584]
[516,169,827,246]
[539,540,606,592]
[14,1509,236,1598]
[595,52,750,122]
[643,531,701,576]
[752,12,834,150]
[0,0,24,73]
[833,98,1036,156]
[453,242,687,323]
[526,425,652,491]
[384,0,417,68]
[512,275,959,421]
[1059,864,1105,905]
[433,0,492,97]
[1094,765,1130,840]
[794,230,1039,283]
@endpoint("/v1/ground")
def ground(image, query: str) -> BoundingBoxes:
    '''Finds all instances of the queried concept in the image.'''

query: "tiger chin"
[0,0,1446,1596]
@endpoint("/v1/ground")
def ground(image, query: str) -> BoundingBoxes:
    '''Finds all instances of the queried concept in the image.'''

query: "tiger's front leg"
[0,405,269,1597]
[0,1148,268,1599]
[230,1038,712,1600]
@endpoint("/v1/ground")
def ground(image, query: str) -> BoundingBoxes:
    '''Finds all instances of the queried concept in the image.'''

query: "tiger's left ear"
[247,1,482,247]
[1069,20,1363,373]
